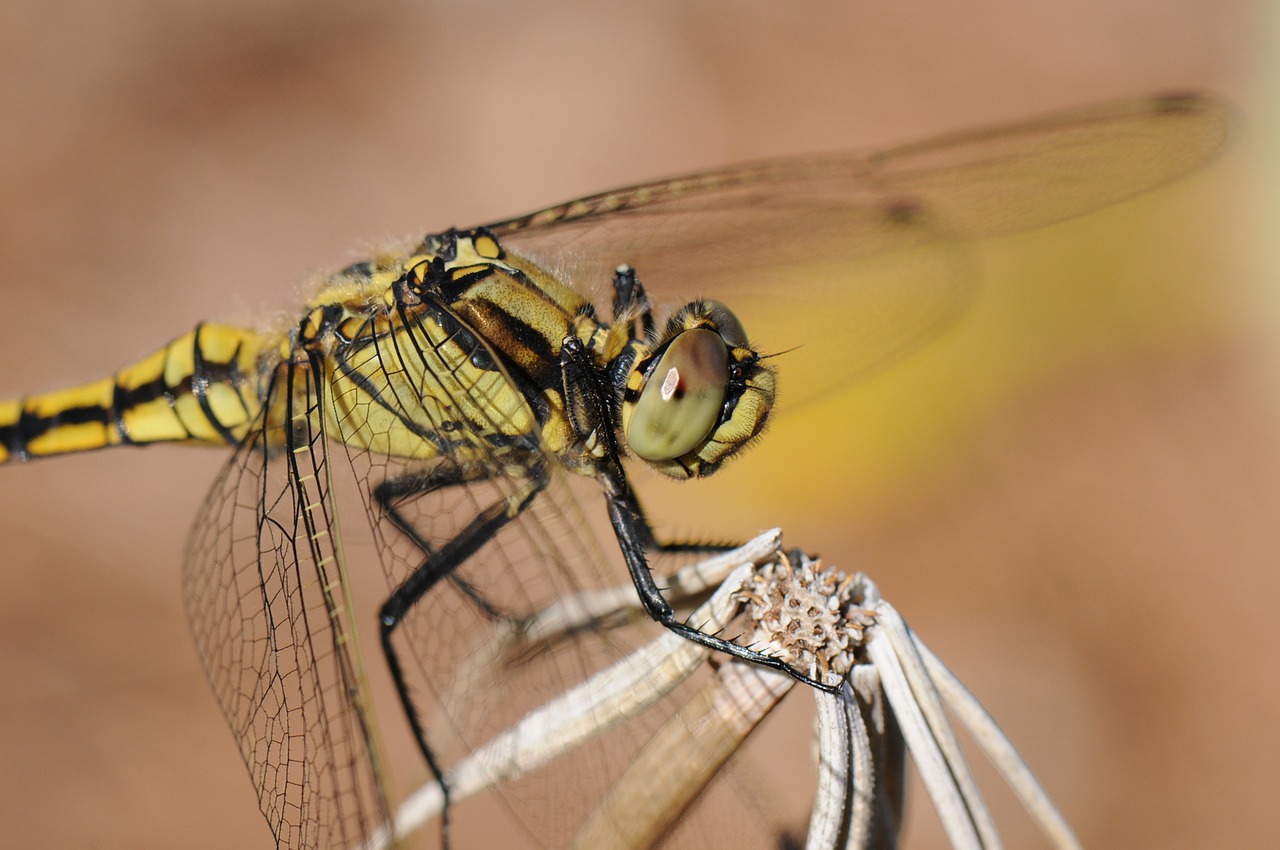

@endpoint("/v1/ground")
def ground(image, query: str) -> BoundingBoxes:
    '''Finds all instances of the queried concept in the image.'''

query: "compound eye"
[703,301,748,349]
[628,328,729,462]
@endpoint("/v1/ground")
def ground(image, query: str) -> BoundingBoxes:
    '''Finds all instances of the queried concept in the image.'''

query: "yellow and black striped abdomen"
[0,323,266,463]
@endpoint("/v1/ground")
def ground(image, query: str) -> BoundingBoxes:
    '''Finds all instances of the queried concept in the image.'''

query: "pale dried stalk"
[570,662,794,849]
[810,666,905,850]
[364,532,783,850]
[369,532,1083,850]
[857,590,1083,850]
[866,616,990,850]
[434,529,784,720]
[916,642,1083,850]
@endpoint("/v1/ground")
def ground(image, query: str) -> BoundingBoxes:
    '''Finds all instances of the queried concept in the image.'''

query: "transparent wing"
[486,93,1230,408]
[354,465,800,848]
[180,93,1232,848]
[332,303,801,847]
[183,359,393,849]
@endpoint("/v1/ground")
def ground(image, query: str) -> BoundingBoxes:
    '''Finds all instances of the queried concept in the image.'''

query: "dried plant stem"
[571,663,793,849]
[367,532,1084,850]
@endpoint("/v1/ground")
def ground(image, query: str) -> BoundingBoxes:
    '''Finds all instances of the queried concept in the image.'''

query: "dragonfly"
[0,93,1229,849]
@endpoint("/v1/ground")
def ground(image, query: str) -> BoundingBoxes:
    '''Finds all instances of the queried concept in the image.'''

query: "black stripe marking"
[416,293,553,426]
[2,403,112,460]
[0,417,23,461]
[479,305,560,385]
[437,265,494,303]
[111,376,172,445]
[30,404,110,428]
[190,324,240,445]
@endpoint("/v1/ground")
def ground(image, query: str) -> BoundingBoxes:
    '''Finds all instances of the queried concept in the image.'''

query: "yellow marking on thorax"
[325,299,538,461]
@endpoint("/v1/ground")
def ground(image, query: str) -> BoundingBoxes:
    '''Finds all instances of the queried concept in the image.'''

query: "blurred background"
[0,1,1272,847]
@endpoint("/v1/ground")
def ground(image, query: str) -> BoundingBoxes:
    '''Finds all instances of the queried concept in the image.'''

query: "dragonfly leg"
[609,264,656,340]
[560,334,842,694]
[638,525,742,557]
[603,469,839,693]
[374,469,510,621]
[374,458,549,823]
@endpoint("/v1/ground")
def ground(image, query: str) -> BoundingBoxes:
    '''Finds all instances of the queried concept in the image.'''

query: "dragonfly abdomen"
[0,322,265,463]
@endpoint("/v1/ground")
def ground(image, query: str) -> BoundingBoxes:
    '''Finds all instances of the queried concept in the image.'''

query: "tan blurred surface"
[0,2,1271,848]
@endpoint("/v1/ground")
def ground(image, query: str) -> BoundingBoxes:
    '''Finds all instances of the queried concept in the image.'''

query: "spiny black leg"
[379,467,548,756]
[602,472,838,692]
[632,524,741,605]
[374,458,548,844]
[628,508,740,558]
[559,334,840,694]
[375,469,508,621]
[610,265,655,340]
[590,466,740,584]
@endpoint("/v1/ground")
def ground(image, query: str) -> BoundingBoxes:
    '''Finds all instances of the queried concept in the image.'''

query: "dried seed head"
[736,552,876,681]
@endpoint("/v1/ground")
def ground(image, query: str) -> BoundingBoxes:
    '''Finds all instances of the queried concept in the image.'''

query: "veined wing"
[487,93,1230,408]
[331,282,796,846]
[177,93,1232,848]
[180,237,794,847]
[183,355,394,848]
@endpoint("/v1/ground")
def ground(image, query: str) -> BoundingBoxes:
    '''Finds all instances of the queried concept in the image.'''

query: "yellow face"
[620,300,775,479]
